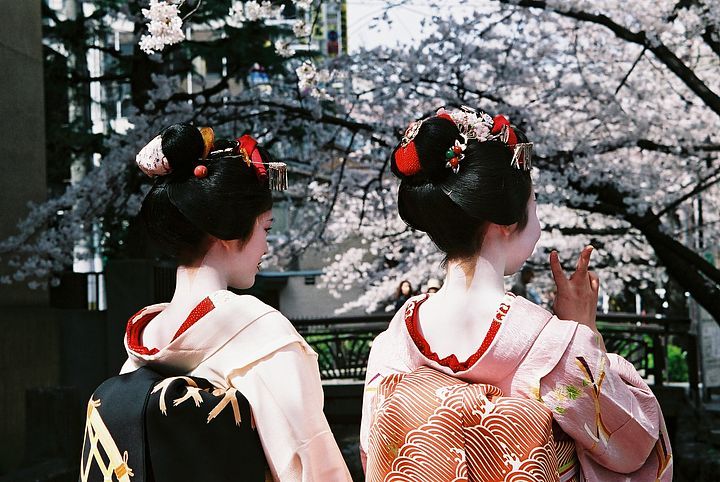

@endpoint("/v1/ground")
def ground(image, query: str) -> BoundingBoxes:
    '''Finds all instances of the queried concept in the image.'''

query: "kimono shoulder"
[121,292,313,377]
[506,298,579,393]
[206,294,316,379]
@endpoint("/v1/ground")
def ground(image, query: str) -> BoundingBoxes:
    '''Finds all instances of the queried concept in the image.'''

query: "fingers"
[549,250,568,289]
[574,245,594,276]
[589,271,600,294]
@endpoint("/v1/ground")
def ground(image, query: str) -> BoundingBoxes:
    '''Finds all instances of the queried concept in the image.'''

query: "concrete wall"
[0,307,60,473]
[0,0,47,306]
[279,275,368,319]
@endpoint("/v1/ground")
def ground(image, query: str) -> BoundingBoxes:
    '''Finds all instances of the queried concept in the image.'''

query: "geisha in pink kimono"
[80,124,352,482]
[359,107,672,482]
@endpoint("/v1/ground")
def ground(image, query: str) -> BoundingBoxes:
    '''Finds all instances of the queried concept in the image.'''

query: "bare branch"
[614,46,646,95]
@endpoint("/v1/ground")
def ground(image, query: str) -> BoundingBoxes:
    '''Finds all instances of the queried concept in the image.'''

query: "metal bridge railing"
[292,312,699,400]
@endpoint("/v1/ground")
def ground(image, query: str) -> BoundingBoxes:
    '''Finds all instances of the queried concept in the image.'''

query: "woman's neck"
[434,254,506,308]
[170,264,227,306]
[441,235,508,296]
[416,252,508,360]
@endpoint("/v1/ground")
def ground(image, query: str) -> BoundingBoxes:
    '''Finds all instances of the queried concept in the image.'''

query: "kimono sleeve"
[359,332,385,471]
[539,323,668,474]
[359,330,410,472]
[228,343,352,482]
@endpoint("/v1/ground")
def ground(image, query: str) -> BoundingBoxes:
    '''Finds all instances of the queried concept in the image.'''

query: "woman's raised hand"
[549,246,600,330]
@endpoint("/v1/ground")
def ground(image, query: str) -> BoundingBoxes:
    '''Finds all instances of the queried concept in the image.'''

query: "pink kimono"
[360,293,673,482]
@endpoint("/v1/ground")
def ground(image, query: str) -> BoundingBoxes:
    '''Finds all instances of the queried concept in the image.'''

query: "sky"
[345,1,490,52]
[346,1,440,52]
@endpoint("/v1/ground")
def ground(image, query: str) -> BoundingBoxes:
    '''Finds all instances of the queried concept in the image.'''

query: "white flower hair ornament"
[436,106,533,173]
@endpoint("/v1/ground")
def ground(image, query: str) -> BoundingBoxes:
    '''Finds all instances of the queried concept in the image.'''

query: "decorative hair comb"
[136,127,289,191]
[208,134,289,191]
[394,106,533,177]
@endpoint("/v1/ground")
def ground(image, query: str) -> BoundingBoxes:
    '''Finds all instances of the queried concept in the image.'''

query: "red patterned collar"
[404,292,515,372]
[126,297,216,356]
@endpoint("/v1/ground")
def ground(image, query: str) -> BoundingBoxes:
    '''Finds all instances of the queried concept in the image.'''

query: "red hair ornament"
[235,134,288,191]
[395,142,422,177]
[491,115,518,147]
[193,165,208,178]
[394,120,424,176]
[237,134,267,181]
[490,114,532,170]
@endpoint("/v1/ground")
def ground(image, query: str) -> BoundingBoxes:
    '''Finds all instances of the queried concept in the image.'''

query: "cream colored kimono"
[121,290,352,482]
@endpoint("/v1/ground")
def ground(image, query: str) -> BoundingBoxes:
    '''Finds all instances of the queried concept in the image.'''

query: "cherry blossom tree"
[2,0,719,324]
[306,0,720,320]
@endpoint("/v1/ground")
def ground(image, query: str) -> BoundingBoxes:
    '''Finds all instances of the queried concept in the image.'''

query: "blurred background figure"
[544,286,557,311]
[511,266,542,304]
[425,278,442,294]
[394,280,415,310]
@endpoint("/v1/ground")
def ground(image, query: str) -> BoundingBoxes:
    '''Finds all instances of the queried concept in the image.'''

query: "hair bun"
[161,123,204,177]
[391,116,461,184]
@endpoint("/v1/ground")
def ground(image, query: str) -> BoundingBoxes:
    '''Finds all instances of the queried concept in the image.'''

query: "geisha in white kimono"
[81,124,351,482]
[120,290,351,481]
[360,107,672,482]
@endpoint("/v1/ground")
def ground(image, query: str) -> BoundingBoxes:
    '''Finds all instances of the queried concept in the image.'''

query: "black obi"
[79,367,267,482]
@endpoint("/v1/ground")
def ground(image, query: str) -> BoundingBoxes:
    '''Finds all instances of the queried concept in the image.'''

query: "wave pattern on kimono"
[360,294,673,482]
[80,366,267,482]
[366,366,580,482]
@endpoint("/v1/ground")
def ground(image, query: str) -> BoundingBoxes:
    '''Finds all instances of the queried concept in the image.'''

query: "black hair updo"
[139,123,273,263]
[391,115,533,260]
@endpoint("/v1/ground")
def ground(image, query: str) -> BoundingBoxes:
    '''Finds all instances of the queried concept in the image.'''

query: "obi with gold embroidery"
[80,366,267,482]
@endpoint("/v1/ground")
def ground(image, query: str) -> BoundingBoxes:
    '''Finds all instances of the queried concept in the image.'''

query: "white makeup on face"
[504,194,541,274]
[226,210,273,289]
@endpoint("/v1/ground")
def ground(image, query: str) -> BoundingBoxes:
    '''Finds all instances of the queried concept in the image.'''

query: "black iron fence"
[294,312,699,397]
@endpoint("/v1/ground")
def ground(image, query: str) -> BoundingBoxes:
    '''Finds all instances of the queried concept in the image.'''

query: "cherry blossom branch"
[650,169,720,222]
[563,173,720,284]
[494,0,720,116]
[701,26,720,57]
[614,46,646,95]
[545,226,631,236]
[180,0,202,22]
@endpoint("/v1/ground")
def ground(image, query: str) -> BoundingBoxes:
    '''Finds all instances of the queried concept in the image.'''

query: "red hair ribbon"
[237,134,267,181]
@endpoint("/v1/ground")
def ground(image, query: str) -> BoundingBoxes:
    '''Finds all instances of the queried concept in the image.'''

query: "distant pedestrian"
[394,280,414,310]
[425,278,442,294]
[510,266,541,304]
